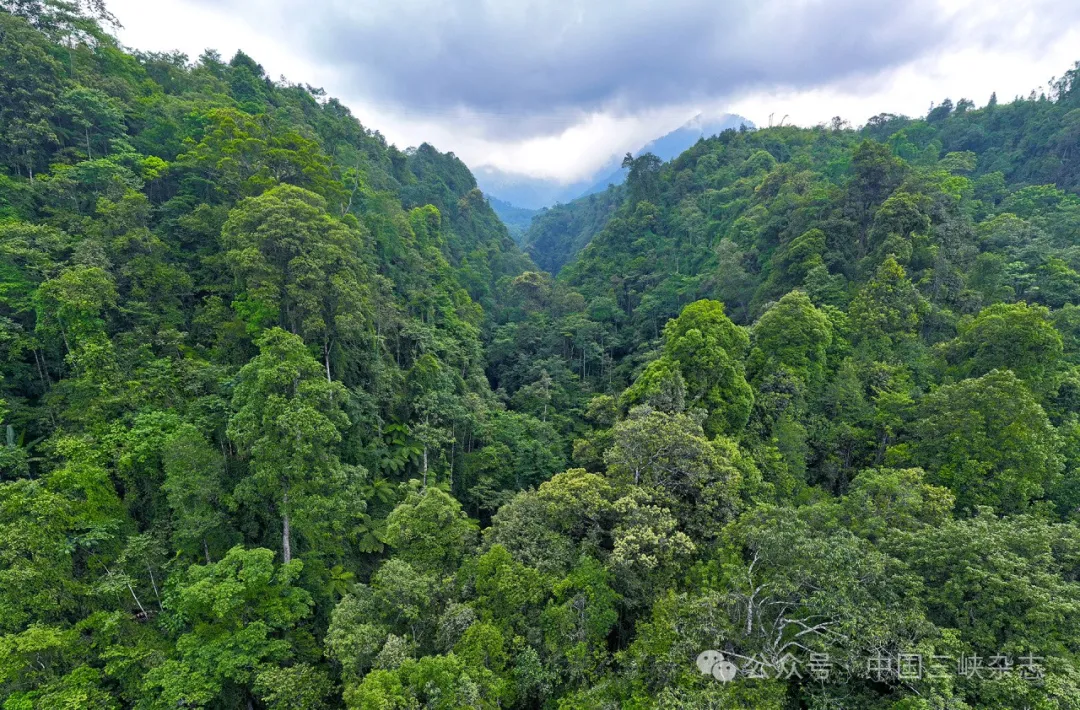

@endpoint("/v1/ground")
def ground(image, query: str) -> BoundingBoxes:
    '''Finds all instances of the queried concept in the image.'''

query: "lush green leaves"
[4,8,1080,709]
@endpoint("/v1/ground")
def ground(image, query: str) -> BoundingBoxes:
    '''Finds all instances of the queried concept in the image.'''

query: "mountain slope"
[521,183,625,274]
[480,82,1080,710]
[487,195,540,243]
[557,90,1080,343]
[519,114,753,273]
[576,112,753,198]
[6,3,1080,708]
[476,112,751,210]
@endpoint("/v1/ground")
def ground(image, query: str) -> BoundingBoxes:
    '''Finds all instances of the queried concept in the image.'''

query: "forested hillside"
[4,2,1080,708]
[522,184,624,274]
[486,72,1080,707]
[575,113,752,200]
[486,196,538,243]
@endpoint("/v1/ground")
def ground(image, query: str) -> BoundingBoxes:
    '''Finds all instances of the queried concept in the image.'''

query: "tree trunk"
[56,318,71,354]
[422,446,429,488]
[147,563,164,612]
[105,564,146,616]
[32,348,50,389]
[324,339,333,383]
[282,491,292,564]
[449,430,455,490]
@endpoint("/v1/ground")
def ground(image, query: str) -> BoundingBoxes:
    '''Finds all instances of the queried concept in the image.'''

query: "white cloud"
[729,4,1080,129]
[105,0,1080,185]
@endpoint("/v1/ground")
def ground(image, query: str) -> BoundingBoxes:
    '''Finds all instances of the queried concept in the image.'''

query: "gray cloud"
[192,0,944,131]
[193,0,1080,140]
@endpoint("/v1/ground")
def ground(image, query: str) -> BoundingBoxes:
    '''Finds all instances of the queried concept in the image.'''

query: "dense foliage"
[522,184,624,274]
[4,3,1080,708]
[486,196,539,244]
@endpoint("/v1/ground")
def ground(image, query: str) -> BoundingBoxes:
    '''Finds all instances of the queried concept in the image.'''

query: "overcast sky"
[107,0,1080,184]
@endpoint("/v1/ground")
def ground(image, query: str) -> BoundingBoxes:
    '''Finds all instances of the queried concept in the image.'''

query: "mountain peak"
[479,113,752,210]
[574,113,752,199]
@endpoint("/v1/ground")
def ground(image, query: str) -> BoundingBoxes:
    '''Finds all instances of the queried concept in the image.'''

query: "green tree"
[901,370,1064,512]
[142,546,314,708]
[0,479,78,634]
[835,467,954,541]
[943,301,1063,394]
[620,357,685,413]
[621,152,662,204]
[253,663,333,710]
[646,299,754,437]
[889,511,1080,658]
[33,264,116,355]
[0,11,65,181]
[346,653,507,710]
[221,184,371,378]
[748,289,832,388]
[541,555,619,685]
[56,86,124,159]
[162,423,232,563]
[470,544,548,638]
[228,327,363,563]
[848,255,928,358]
[605,406,745,538]
[384,486,477,574]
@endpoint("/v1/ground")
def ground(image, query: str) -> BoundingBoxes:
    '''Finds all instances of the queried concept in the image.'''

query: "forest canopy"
[4,1,1080,708]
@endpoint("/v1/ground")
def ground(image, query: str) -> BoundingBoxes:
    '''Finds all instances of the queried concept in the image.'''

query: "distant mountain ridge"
[509,113,754,273]
[486,196,539,243]
[521,184,625,275]
[478,112,752,211]
[576,113,752,198]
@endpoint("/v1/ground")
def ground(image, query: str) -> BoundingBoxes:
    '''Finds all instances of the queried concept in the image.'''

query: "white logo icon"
[696,650,738,682]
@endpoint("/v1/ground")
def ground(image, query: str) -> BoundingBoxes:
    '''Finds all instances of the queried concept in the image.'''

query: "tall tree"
[902,369,1064,512]
[221,185,371,380]
[227,327,363,563]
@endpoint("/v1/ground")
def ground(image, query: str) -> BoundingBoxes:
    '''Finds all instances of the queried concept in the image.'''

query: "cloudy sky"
[107,0,1080,184]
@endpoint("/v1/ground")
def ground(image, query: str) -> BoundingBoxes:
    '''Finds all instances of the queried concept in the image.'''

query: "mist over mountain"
[507,113,754,268]
[576,113,753,198]
[478,112,752,211]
